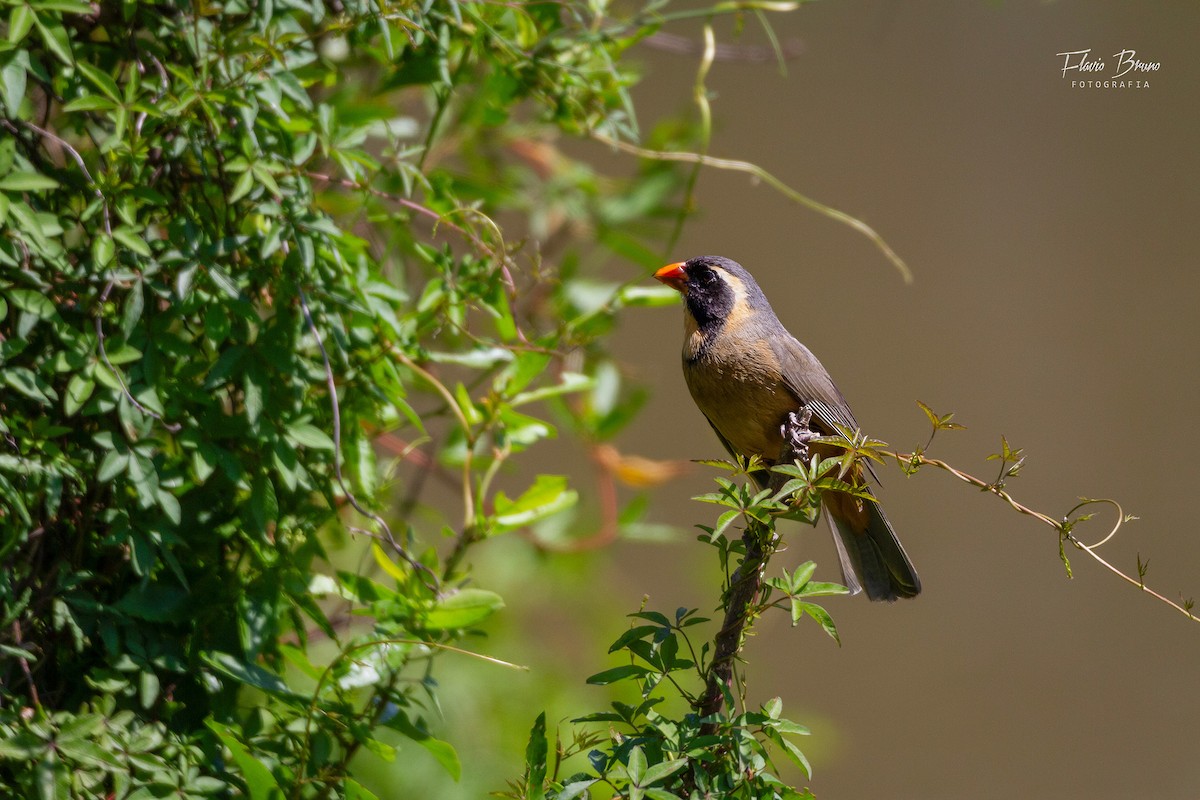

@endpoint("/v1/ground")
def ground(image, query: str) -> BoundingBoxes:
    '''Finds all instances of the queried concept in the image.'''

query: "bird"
[654,255,920,601]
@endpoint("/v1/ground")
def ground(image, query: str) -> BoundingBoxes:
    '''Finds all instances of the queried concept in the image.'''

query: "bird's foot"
[780,406,820,462]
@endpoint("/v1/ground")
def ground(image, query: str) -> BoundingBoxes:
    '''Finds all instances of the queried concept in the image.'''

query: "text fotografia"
[1056,49,1158,88]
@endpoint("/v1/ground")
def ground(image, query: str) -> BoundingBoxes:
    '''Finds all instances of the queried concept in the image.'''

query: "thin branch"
[9,119,111,236]
[305,171,518,293]
[385,345,483,579]
[895,450,1197,623]
[96,279,182,433]
[590,132,912,284]
[641,31,805,63]
[298,288,440,593]
[665,22,715,253]
[10,621,40,711]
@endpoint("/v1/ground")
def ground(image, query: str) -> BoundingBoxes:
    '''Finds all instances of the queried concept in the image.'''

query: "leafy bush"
[0,0,695,795]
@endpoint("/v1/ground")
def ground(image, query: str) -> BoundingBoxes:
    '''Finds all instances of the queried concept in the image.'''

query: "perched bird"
[654,255,920,601]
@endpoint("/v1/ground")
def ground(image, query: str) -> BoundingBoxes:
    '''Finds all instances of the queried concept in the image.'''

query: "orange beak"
[654,262,688,293]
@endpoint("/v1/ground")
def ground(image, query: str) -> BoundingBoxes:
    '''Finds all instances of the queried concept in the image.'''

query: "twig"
[665,22,715,253]
[9,119,111,236]
[895,450,1197,624]
[590,132,912,284]
[95,279,182,433]
[305,171,518,293]
[298,288,440,593]
[10,621,40,710]
[641,31,805,63]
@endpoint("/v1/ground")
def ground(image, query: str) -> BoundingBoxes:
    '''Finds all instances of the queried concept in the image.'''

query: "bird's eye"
[698,268,717,285]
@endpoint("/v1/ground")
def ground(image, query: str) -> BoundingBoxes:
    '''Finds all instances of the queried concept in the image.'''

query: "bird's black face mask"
[683,262,735,333]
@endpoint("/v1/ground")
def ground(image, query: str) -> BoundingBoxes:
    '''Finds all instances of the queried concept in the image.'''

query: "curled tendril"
[895,449,1195,624]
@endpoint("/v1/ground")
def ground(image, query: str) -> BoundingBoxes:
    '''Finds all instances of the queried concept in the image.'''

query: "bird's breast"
[683,338,800,462]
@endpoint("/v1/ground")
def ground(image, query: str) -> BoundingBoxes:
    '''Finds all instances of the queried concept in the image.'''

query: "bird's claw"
[780,406,819,461]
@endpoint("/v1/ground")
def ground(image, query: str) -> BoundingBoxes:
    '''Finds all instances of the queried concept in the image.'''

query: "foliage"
[497,420,859,800]
[0,0,701,795]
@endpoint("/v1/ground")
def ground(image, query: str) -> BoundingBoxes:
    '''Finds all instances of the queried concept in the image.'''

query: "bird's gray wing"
[768,334,883,485]
[767,335,861,435]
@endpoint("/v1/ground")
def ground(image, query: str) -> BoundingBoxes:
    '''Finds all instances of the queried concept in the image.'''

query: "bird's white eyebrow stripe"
[720,269,748,306]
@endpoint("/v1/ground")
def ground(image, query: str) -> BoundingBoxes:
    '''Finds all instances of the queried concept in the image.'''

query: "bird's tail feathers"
[826,499,920,602]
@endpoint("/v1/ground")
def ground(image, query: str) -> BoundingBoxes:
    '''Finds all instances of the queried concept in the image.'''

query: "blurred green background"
[369,2,1200,798]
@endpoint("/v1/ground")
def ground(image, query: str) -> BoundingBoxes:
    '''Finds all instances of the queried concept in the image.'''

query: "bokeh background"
[379,2,1200,798]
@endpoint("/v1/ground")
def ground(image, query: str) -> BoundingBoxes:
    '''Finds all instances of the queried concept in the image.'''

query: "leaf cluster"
[505,443,865,799]
[0,0,705,796]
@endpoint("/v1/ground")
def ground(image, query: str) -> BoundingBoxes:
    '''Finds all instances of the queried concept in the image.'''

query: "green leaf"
[33,13,73,65]
[157,488,181,525]
[362,736,396,762]
[352,428,377,497]
[504,351,553,395]
[229,170,255,204]
[492,475,578,531]
[120,279,144,338]
[796,601,841,645]
[0,49,29,117]
[62,94,116,112]
[6,288,57,318]
[772,718,812,736]
[618,284,681,307]
[557,779,599,800]
[286,422,334,450]
[203,651,303,699]
[522,713,547,800]
[0,171,56,192]
[249,475,279,535]
[788,561,817,592]
[796,580,849,598]
[7,6,35,44]
[96,449,127,482]
[388,716,462,781]
[629,610,672,627]
[92,232,115,267]
[112,225,152,256]
[626,744,646,785]
[32,0,92,12]
[137,670,160,709]
[640,758,688,786]
[777,734,812,778]
[585,664,651,685]
[113,582,188,622]
[509,371,593,407]
[644,790,684,800]
[344,779,381,800]
[243,365,264,425]
[370,542,408,583]
[5,366,56,404]
[207,264,240,298]
[206,720,285,800]
[0,730,47,759]
[422,588,504,630]
[76,60,122,102]
[607,625,659,654]
[426,346,513,369]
